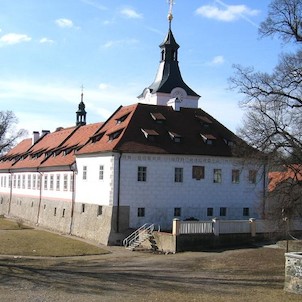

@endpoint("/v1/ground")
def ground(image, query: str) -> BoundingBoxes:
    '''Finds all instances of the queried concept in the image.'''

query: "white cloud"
[80,0,107,11]
[210,55,225,65]
[102,38,138,49]
[39,37,55,44]
[195,3,259,22]
[0,33,31,45]
[120,8,143,19]
[99,83,109,90]
[55,18,74,28]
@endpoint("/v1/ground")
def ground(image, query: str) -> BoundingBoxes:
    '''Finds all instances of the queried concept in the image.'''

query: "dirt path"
[0,246,300,302]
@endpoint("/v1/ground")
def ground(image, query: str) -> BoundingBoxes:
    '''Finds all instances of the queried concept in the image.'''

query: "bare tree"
[0,111,26,156]
[229,0,302,222]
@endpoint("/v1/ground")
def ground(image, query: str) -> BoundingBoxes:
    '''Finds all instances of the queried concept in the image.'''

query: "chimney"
[32,131,40,145]
[167,97,181,112]
[41,130,50,137]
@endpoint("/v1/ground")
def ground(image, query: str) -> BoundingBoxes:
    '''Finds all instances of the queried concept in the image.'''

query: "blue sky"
[0,0,290,135]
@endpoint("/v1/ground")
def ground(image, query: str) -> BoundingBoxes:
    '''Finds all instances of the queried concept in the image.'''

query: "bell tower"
[138,0,200,109]
[76,88,87,126]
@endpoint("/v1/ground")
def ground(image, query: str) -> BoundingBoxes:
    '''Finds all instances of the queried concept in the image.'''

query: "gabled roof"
[0,123,102,171]
[78,103,240,157]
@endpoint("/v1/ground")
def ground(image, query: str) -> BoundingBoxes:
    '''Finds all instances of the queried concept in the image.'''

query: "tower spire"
[76,85,87,126]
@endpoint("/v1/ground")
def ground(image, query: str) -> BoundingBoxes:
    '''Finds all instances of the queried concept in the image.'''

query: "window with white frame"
[17,175,21,189]
[33,175,36,190]
[174,167,183,183]
[137,207,145,217]
[243,207,250,217]
[207,207,214,216]
[27,174,31,189]
[232,169,240,184]
[220,207,227,216]
[99,165,104,180]
[56,174,60,191]
[37,175,41,190]
[13,175,16,188]
[50,175,54,190]
[248,170,257,184]
[63,174,68,191]
[22,175,25,189]
[44,175,48,190]
[213,169,222,183]
[83,166,87,180]
[174,207,181,217]
[137,166,147,182]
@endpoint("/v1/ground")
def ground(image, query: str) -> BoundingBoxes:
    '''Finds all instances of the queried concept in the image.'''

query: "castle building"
[0,8,265,245]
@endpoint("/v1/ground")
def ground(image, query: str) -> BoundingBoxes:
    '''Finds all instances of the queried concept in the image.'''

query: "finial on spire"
[167,0,174,27]
[81,84,84,102]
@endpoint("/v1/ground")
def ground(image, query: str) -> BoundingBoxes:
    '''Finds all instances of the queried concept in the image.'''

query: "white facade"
[74,152,265,231]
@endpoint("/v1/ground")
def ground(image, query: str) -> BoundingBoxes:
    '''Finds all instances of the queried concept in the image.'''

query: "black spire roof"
[139,27,200,98]
[76,92,87,126]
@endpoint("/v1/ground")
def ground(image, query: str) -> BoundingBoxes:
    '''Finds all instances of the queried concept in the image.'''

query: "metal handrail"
[123,223,155,248]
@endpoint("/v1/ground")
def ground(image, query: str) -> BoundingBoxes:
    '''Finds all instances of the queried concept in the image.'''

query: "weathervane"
[167,0,175,27]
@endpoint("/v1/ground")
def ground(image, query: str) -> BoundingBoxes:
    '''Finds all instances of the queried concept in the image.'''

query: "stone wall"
[285,252,302,295]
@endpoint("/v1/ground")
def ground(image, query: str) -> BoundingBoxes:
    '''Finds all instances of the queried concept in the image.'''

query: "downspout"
[116,152,122,233]
[36,171,43,225]
[69,163,77,235]
[8,170,13,216]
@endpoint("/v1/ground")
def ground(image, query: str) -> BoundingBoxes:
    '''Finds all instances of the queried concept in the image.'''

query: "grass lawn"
[0,217,109,257]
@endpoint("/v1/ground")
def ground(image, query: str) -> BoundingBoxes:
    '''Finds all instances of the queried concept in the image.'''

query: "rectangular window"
[56,174,60,191]
[192,166,205,180]
[137,207,145,217]
[33,175,36,190]
[27,174,31,189]
[22,175,25,189]
[83,166,87,180]
[213,169,222,183]
[82,203,85,213]
[44,175,48,190]
[207,207,214,217]
[232,169,240,184]
[220,207,227,217]
[97,205,103,216]
[37,175,41,190]
[54,207,57,216]
[174,167,183,183]
[137,166,147,182]
[99,165,104,180]
[243,207,250,217]
[13,175,16,188]
[62,209,65,217]
[17,175,21,189]
[50,175,54,190]
[248,170,257,184]
[174,207,181,217]
[63,174,68,191]
[3,176,6,187]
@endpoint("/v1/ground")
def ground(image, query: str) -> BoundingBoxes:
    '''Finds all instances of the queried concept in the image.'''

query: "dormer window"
[150,112,166,124]
[201,134,216,145]
[91,132,105,143]
[169,131,182,143]
[224,139,234,147]
[141,129,159,141]
[115,113,130,124]
[107,129,123,142]
[196,115,213,127]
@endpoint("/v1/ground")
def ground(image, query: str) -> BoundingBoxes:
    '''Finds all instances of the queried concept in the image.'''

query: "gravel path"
[0,246,300,302]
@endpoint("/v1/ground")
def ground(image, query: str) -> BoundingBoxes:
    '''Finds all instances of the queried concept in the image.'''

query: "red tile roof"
[0,102,246,172]
[268,164,302,191]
